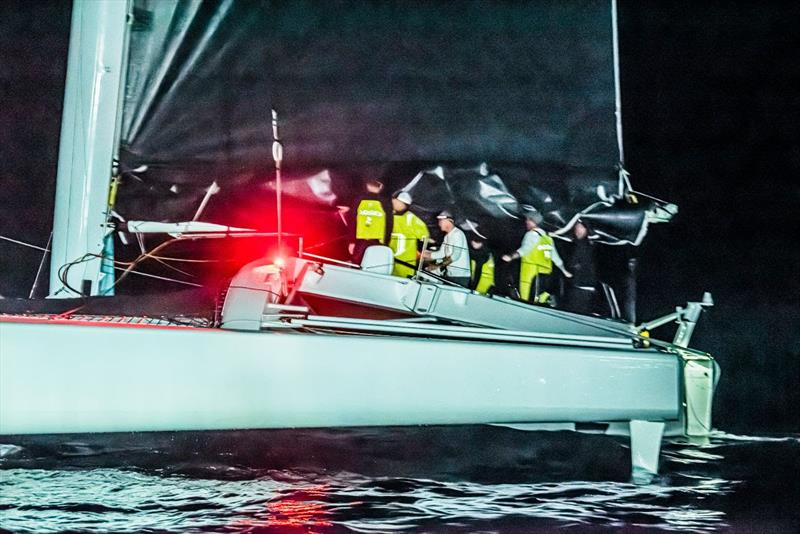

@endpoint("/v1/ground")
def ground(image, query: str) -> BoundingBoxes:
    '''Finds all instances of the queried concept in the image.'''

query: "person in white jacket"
[421,210,471,287]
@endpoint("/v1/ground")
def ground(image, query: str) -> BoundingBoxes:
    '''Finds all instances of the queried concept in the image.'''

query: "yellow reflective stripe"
[358,209,385,217]
[391,232,408,256]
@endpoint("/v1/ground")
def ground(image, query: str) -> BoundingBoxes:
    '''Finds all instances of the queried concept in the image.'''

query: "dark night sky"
[0,1,798,432]
[618,2,800,432]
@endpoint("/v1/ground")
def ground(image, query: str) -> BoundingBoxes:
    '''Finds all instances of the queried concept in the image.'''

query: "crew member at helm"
[422,210,471,287]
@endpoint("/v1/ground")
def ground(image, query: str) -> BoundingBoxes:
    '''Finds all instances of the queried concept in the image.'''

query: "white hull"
[1,318,679,436]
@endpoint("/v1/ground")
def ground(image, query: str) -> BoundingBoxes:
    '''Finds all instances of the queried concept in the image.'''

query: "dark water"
[1,427,798,533]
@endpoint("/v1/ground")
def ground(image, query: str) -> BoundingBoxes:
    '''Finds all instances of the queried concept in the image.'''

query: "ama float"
[0,0,717,478]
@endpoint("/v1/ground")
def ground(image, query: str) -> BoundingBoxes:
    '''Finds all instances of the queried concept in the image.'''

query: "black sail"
[115,0,672,294]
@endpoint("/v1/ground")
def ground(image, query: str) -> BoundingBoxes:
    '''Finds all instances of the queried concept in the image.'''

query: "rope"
[29,231,53,299]
[303,234,349,252]
[55,236,204,298]
[111,265,203,287]
[145,255,227,263]
[0,234,49,252]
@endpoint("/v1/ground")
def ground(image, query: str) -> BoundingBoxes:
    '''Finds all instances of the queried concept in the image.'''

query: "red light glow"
[225,485,333,531]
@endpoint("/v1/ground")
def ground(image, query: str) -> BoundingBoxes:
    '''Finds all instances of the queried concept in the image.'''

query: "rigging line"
[145,255,227,263]
[611,0,625,164]
[142,253,196,278]
[100,237,185,295]
[59,237,184,298]
[303,234,350,251]
[102,236,238,296]
[628,188,672,206]
[0,234,49,252]
[63,252,133,268]
[110,265,203,287]
[29,231,53,299]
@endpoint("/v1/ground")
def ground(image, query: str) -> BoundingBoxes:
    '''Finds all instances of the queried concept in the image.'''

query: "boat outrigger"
[0,0,718,479]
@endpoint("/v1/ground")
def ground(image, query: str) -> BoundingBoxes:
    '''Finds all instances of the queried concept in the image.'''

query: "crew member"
[389,191,430,278]
[563,220,597,314]
[348,179,392,264]
[469,235,495,294]
[422,210,471,287]
[502,211,571,304]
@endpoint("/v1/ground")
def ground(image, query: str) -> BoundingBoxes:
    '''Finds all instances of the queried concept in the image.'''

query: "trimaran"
[0,0,718,479]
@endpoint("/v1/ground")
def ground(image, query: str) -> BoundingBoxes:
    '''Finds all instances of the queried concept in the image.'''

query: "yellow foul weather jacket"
[389,211,430,277]
[471,255,495,294]
[355,199,387,241]
[518,228,563,301]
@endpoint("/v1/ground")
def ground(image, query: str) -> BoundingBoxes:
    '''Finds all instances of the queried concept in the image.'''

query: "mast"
[49,0,132,297]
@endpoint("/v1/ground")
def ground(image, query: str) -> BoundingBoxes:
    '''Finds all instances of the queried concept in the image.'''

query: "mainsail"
[114,0,672,245]
[122,0,618,168]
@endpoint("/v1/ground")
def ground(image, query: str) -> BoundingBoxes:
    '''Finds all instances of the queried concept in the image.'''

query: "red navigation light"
[273,256,286,268]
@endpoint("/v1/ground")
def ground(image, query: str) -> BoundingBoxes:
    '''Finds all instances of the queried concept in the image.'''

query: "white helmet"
[396,191,413,205]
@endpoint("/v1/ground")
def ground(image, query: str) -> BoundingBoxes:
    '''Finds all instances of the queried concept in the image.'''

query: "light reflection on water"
[1,430,798,533]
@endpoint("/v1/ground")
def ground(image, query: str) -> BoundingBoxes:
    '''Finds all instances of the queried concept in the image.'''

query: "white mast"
[49,0,132,297]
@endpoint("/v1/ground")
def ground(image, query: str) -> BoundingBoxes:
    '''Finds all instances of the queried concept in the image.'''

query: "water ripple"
[1,429,798,532]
